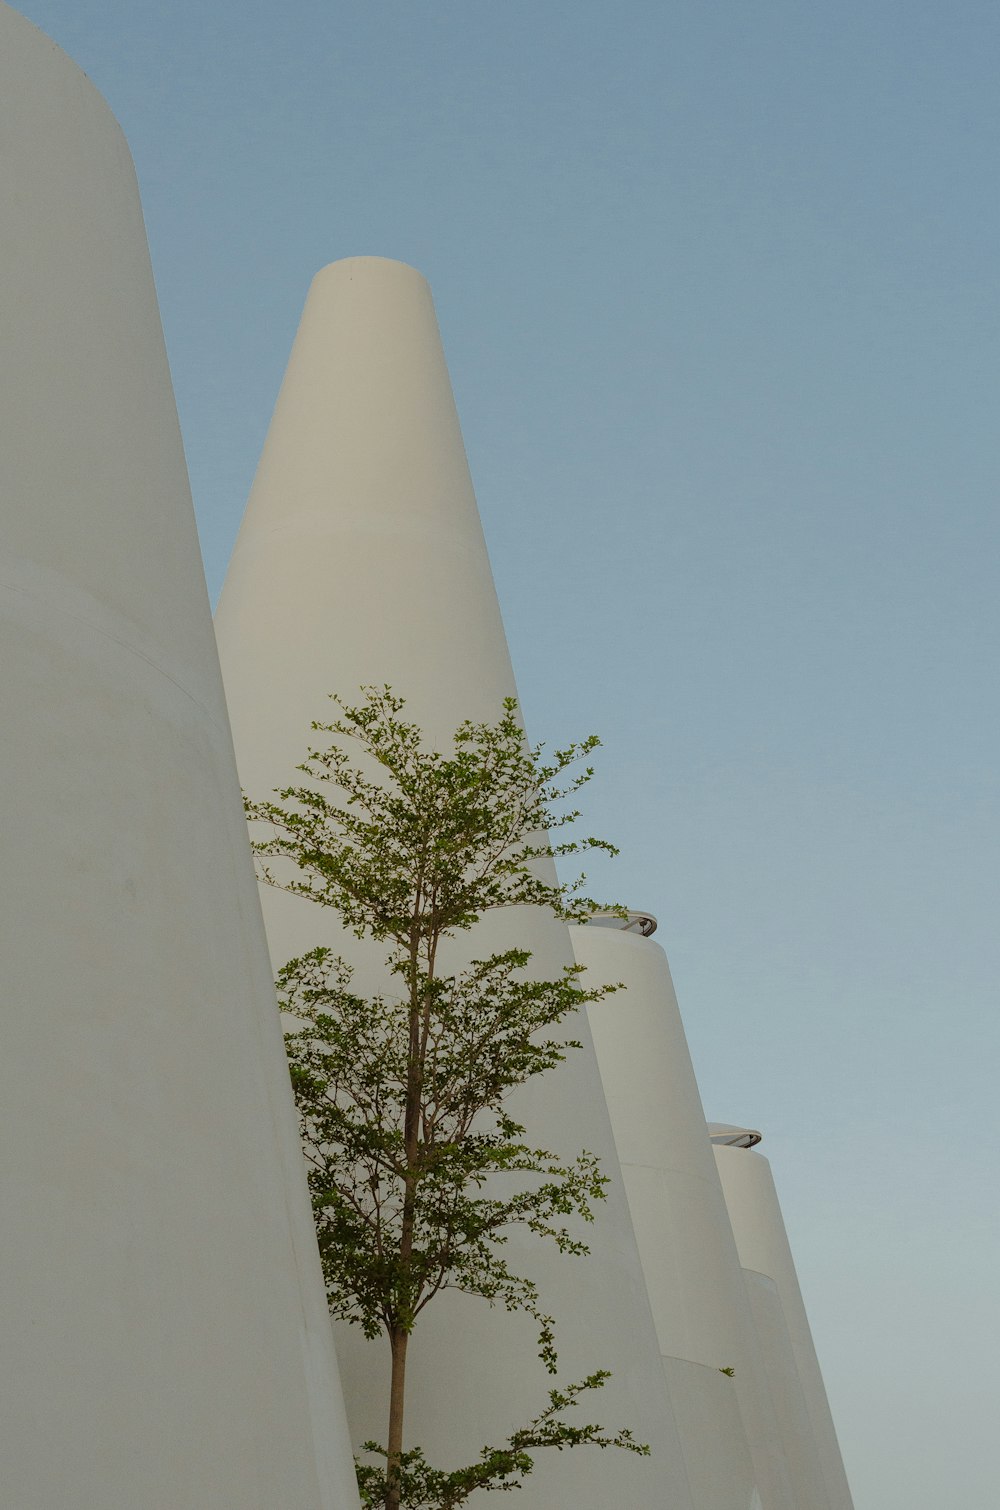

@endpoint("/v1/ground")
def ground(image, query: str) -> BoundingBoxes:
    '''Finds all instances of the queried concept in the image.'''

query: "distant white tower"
[713,1135,854,1510]
[215,256,693,1507]
[0,8,358,1506]
[574,916,797,1510]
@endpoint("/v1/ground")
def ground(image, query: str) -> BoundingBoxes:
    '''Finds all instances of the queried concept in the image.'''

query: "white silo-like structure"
[215,256,693,1507]
[0,9,359,1506]
[573,916,797,1510]
[713,1137,854,1510]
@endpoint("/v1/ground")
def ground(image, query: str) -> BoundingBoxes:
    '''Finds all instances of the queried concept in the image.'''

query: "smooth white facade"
[574,922,797,1510]
[215,257,693,1506]
[714,1145,854,1510]
[0,10,358,1505]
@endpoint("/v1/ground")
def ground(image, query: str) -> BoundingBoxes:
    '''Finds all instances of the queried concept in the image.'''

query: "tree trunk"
[385,932,423,1508]
[386,1326,409,1510]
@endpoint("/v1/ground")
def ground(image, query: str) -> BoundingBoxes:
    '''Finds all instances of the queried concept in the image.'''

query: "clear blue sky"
[21,3,1000,1505]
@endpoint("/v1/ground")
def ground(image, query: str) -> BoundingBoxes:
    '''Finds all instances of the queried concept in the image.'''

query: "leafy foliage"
[279,944,609,1365]
[246,689,616,940]
[245,688,641,1508]
[355,1375,649,1508]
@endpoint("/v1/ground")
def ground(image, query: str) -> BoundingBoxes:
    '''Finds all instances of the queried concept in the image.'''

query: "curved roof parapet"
[707,1122,763,1149]
[584,909,658,937]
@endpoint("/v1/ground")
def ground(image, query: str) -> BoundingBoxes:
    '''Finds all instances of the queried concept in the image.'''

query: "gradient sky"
[20,3,1000,1505]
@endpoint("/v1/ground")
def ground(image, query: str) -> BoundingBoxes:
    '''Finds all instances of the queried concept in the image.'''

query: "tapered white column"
[714,1142,854,1510]
[0,9,358,1506]
[216,257,692,1507]
[574,919,797,1510]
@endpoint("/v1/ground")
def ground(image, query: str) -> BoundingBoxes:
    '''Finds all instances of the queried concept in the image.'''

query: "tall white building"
[575,910,854,1509]
[2,7,856,1499]
[714,1132,855,1510]
[0,8,359,1506]
[215,255,694,1508]
[576,917,797,1510]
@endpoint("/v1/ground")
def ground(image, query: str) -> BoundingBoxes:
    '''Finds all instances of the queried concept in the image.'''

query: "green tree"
[245,688,647,1510]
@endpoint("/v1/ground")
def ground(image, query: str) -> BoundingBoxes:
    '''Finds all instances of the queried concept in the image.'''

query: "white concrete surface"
[575,922,797,1510]
[216,256,693,1506]
[0,9,359,1505]
[715,1144,854,1510]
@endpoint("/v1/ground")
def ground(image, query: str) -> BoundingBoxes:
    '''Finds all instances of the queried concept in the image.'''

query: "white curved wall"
[573,923,796,1510]
[215,256,692,1507]
[0,9,358,1505]
[714,1145,854,1510]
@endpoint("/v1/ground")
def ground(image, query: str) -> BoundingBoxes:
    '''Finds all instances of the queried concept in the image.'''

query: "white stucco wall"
[0,9,358,1505]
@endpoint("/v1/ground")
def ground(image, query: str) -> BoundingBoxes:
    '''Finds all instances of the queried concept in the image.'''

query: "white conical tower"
[714,1140,854,1510]
[0,9,358,1506]
[573,917,797,1510]
[215,256,692,1507]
